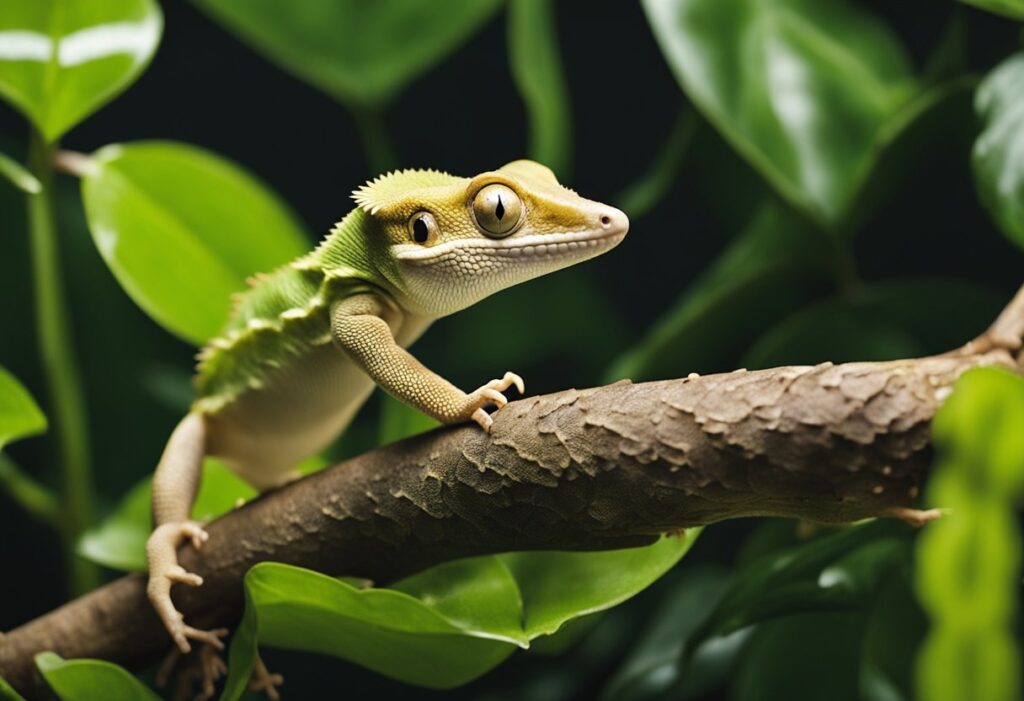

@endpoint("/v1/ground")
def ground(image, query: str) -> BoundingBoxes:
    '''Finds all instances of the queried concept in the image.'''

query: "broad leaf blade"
[80,141,309,344]
[0,0,162,141]
[35,653,160,701]
[192,0,502,109]
[973,52,1024,251]
[0,365,46,451]
[641,0,919,229]
[0,676,26,701]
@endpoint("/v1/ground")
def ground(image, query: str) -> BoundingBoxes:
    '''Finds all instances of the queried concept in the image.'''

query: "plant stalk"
[351,105,397,174]
[27,130,98,595]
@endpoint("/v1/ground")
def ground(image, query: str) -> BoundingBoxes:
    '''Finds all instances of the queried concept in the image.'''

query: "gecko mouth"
[396,228,627,265]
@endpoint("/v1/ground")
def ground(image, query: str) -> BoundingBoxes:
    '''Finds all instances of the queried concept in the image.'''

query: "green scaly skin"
[145,160,629,678]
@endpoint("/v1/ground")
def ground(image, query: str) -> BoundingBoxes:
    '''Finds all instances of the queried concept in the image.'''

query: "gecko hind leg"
[146,413,227,654]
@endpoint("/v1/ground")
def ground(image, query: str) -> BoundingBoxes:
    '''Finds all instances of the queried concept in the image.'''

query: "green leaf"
[508,0,572,178]
[605,203,833,382]
[35,652,160,701]
[958,0,1024,19]
[742,279,1004,369]
[0,151,40,194]
[642,0,920,229]
[973,52,1024,251]
[601,566,742,701]
[80,141,309,345]
[77,460,255,571]
[915,368,1024,701]
[222,533,695,693]
[191,0,502,109]
[0,0,162,142]
[499,532,699,638]
[0,365,46,451]
[615,111,698,221]
[860,572,926,701]
[732,612,864,701]
[699,520,908,642]
[0,676,26,701]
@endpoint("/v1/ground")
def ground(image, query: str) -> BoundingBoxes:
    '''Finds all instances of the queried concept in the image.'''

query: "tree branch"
[2,284,1023,698]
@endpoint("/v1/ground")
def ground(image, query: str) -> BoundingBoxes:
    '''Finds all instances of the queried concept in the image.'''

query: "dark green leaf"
[80,141,309,344]
[601,566,741,701]
[0,365,46,450]
[958,0,1024,19]
[860,573,926,701]
[221,534,694,691]
[508,0,572,178]
[642,0,920,229]
[701,520,907,641]
[605,203,833,382]
[35,652,160,701]
[732,612,864,701]
[0,676,26,701]
[0,0,162,142]
[743,279,1004,369]
[0,151,40,194]
[77,460,255,571]
[192,0,502,109]
[916,368,1024,701]
[973,52,1024,250]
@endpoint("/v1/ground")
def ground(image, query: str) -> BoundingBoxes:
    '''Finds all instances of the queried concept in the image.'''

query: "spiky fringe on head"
[352,168,458,215]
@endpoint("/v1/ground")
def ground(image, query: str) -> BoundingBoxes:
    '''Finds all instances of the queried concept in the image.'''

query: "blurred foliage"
[916,368,1024,701]
[0,0,1022,699]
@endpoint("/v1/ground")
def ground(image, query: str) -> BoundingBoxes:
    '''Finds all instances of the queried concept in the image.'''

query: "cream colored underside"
[203,316,431,491]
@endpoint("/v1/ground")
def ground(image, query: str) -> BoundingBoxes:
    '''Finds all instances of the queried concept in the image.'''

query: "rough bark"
[2,285,1022,698]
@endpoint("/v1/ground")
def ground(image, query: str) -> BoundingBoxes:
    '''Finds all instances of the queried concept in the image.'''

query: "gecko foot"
[249,656,284,700]
[147,521,226,654]
[467,372,525,432]
[160,640,227,701]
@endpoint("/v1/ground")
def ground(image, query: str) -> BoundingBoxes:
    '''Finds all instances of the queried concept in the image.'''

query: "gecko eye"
[408,211,439,245]
[472,184,522,238]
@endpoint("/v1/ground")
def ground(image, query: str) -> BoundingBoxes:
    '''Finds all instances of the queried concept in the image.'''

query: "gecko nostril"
[600,215,611,227]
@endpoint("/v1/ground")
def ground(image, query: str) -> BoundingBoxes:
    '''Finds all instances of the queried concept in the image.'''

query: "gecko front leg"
[146,413,228,654]
[331,294,524,431]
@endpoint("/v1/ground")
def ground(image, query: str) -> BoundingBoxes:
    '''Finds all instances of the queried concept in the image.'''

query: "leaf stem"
[0,453,60,528]
[350,105,397,174]
[615,110,698,220]
[27,129,98,594]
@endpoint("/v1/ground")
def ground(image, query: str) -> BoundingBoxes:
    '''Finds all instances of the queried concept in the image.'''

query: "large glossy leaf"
[915,368,1024,701]
[742,279,1003,369]
[0,0,162,142]
[605,203,832,383]
[35,653,160,701]
[0,677,26,701]
[973,53,1024,251]
[508,0,572,178]
[958,0,1024,19]
[0,365,46,450]
[221,533,695,694]
[0,151,40,194]
[77,460,255,571]
[642,0,920,229]
[80,141,309,345]
[192,0,502,109]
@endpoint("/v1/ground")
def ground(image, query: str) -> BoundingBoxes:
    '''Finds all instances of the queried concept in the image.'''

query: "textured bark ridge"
[2,285,1022,698]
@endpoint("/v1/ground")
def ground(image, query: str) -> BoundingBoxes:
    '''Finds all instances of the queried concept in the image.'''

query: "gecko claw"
[471,407,494,431]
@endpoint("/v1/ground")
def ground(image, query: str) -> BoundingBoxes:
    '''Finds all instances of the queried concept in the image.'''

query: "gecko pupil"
[495,196,505,221]
[413,217,429,243]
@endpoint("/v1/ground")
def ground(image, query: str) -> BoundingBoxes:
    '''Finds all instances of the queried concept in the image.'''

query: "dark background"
[1,2,1021,699]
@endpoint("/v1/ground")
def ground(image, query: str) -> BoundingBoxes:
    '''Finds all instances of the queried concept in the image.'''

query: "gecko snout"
[597,206,629,237]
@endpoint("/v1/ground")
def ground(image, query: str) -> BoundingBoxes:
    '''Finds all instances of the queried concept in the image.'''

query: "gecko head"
[352,160,628,317]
